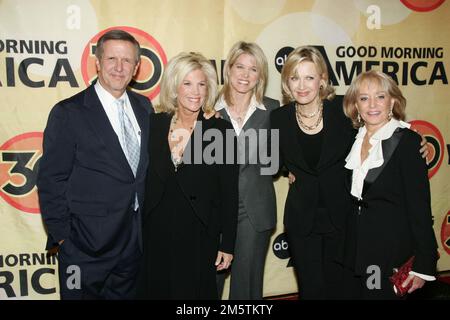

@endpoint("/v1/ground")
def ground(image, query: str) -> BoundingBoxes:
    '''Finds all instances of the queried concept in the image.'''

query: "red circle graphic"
[0,132,43,214]
[441,211,450,255]
[409,120,444,179]
[400,0,445,12]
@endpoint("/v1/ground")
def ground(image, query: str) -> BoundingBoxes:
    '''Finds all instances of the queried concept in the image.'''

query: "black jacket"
[270,96,356,235]
[143,112,239,253]
[341,129,438,277]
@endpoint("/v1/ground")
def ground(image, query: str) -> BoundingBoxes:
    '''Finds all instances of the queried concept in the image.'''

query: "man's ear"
[133,61,140,77]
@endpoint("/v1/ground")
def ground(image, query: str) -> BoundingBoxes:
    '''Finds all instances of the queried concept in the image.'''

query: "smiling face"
[176,68,207,114]
[287,60,324,107]
[95,39,140,98]
[229,53,259,95]
[356,80,395,131]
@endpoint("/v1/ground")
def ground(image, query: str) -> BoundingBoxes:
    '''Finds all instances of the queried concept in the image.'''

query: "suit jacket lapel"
[144,113,171,216]
[362,128,405,197]
[345,167,352,193]
[83,86,132,175]
[151,113,171,183]
[241,108,265,132]
[239,109,267,171]
[219,107,266,134]
[218,109,231,123]
[317,101,342,171]
[128,91,149,178]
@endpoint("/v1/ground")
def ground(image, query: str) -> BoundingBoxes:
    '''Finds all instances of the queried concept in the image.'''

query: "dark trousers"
[58,208,141,300]
[216,212,272,300]
[288,231,345,299]
[287,209,345,300]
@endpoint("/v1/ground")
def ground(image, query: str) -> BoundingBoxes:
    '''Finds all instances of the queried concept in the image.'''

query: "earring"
[388,108,393,120]
[357,113,362,124]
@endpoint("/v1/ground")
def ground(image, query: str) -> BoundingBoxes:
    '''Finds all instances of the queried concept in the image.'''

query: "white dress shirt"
[344,119,435,282]
[94,81,142,153]
[215,95,266,135]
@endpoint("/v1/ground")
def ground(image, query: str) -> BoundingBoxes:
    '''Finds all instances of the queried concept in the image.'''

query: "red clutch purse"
[389,256,415,297]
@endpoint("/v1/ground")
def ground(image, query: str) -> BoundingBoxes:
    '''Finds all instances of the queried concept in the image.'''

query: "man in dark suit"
[37,29,152,299]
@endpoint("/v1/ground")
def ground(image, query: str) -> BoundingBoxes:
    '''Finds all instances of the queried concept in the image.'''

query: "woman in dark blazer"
[215,41,279,300]
[340,70,437,299]
[137,52,239,299]
[271,46,355,299]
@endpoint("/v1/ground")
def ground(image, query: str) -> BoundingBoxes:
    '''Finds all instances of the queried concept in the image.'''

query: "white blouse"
[345,119,435,282]
[215,95,266,136]
[345,119,410,200]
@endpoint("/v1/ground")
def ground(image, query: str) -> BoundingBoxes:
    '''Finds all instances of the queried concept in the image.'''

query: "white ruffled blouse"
[345,119,410,200]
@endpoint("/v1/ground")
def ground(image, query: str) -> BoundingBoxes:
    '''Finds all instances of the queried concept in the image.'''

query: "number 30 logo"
[0,132,43,214]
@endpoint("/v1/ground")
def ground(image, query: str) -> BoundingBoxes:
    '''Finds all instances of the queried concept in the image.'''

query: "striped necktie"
[117,98,140,210]
[117,98,140,176]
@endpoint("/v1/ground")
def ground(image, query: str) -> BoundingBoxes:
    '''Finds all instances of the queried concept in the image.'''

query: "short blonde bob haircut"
[281,46,335,105]
[221,41,268,106]
[158,52,218,114]
[343,70,406,128]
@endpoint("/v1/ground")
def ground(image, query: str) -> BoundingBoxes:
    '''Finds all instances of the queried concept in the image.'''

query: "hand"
[203,111,222,120]
[215,251,233,271]
[413,129,430,164]
[288,172,296,184]
[401,274,426,294]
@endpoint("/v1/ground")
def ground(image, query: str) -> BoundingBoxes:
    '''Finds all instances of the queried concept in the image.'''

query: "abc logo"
[272,233,291,259]
[274,47,294,73]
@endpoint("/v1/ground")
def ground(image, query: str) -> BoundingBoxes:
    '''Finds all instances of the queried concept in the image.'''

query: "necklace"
[169,113,195,171]
[230,106,249,128]
[296,103,321,118]
[295,103,323,131]
[169,114,194,139]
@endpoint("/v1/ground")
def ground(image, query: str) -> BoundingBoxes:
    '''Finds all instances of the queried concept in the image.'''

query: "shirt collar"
[354,119,410,142]
[346,118,410,170]
[95,81,129,105]
[345,119,410,199]
[214,94,266,111]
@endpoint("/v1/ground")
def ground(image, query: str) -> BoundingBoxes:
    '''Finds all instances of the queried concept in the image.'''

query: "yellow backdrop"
[0,0,448,299]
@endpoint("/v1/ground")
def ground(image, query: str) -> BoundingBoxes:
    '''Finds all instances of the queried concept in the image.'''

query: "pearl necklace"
[296,103,321,118]
[295,103,323,131]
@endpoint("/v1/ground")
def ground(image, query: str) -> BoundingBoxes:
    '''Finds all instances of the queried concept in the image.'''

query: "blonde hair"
[158,52,217,114]
[343,70,406,128]
[221,41,268,105]
[281,46,335,105]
